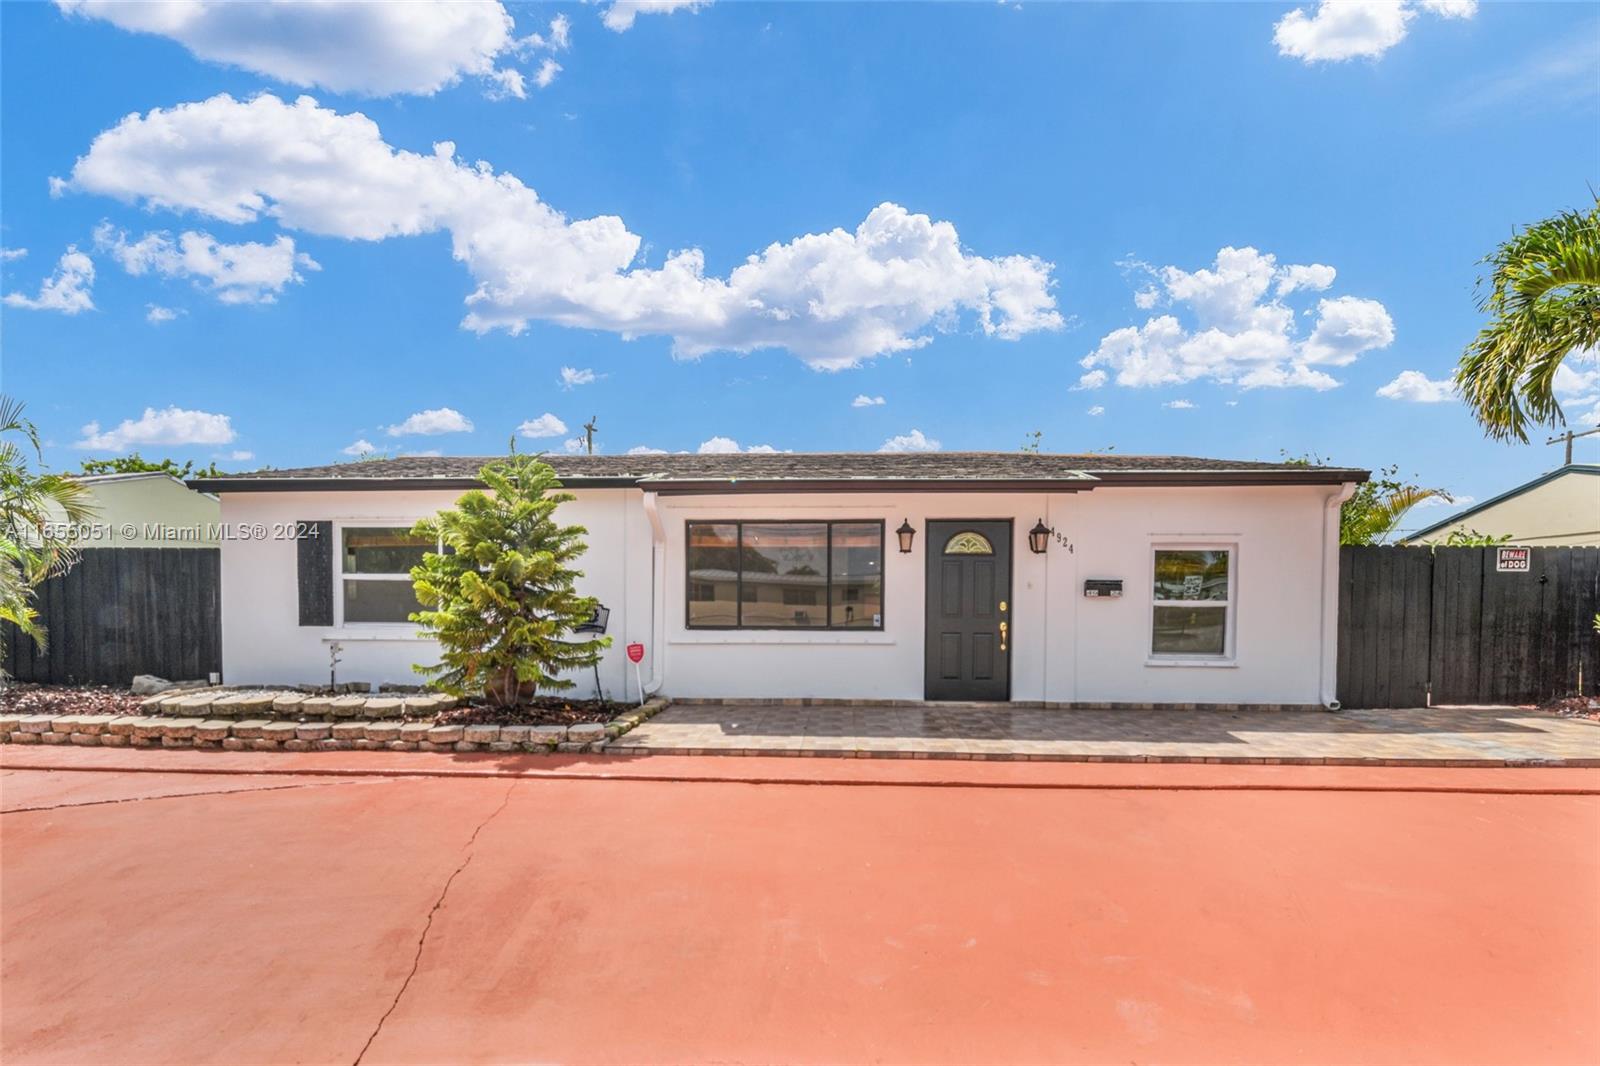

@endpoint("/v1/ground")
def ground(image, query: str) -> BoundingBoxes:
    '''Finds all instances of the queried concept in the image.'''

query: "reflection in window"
[830,522,883,628]
[341,526,432,624]
[1152,548,1231,657]
[944,531,993,555]
[742,523,827,628]
[686,521,885,630]
[687,523,739,627]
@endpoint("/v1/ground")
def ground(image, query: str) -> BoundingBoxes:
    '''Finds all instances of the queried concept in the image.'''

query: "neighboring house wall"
[218,482,1344,706]
[49,475,221,547]
[1405,466,1600,547]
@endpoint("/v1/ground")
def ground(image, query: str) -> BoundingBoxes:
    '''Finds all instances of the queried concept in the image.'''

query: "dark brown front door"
[924,520,1012,701]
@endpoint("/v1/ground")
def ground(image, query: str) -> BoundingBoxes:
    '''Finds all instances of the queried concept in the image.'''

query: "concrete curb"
[4,750,1597,796]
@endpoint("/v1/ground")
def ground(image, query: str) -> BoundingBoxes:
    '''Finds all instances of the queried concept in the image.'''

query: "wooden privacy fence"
[2,548,220,685]
[1338,545,1600,708]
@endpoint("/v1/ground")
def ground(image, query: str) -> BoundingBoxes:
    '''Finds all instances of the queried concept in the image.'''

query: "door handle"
[998,620,1008,652]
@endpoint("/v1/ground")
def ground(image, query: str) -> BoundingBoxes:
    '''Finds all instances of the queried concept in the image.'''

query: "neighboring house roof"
[190,453,1369,494]
[1405,464,1600,542]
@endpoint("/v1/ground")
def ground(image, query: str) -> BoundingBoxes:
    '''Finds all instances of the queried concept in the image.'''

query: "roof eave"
[190,469,1368,494]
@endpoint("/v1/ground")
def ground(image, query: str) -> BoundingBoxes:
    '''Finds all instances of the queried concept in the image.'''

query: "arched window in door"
[943,531,994,555]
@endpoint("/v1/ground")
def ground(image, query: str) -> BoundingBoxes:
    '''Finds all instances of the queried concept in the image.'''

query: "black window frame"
[685,519,886,631]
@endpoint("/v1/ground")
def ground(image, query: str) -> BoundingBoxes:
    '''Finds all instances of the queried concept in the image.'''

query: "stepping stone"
[300,696,334,717]
[363,698,403,719]
[462,724,500,744]
[195,720,232,741]
[329,696,369,718]
[235,693,277,716]
[273,693,308,714]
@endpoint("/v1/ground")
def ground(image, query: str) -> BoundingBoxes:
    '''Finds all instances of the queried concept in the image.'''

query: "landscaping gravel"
[0,684,146,718]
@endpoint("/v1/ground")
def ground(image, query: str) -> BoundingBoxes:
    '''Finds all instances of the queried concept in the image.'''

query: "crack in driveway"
[352,780,518,1066]
[2,778,388,814]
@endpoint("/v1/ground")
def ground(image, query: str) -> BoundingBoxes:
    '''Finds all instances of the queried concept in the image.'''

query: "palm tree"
[1455,197,1600,442]
[0,397,96,660]
[1340,483,1448,546]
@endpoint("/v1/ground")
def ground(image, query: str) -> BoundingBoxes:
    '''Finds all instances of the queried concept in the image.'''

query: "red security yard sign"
[626,643,646,707]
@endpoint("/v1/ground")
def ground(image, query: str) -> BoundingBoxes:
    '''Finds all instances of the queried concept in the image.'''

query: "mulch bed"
[437,697,635,727]
[0,684,146,718]
[1536,695,1600,723]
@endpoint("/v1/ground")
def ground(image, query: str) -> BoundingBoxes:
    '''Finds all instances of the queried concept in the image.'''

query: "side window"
[1151,548,1231,657]
[341,526,431,624]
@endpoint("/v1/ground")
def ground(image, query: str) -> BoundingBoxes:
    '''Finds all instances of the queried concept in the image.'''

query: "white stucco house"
[189,453,1368,709]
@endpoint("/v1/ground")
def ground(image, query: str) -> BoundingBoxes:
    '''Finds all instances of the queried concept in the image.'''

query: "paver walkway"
[610,703,1600,764]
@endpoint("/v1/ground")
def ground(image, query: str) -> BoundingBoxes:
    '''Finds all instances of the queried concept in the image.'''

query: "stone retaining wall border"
[0,699,671,754]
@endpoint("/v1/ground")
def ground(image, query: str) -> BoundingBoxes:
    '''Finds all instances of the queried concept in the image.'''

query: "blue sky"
[2,0,1596,526]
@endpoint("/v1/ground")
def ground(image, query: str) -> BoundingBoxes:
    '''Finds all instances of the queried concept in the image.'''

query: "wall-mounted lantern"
[1028,519,1052,554]
[896,519,916,553]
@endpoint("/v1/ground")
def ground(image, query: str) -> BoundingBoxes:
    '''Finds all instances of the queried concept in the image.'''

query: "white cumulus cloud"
[54,0,541,98]
[626,444,667,455]
[342,438,377,456]
[1274,0,1475,64]
[0,247,27,261]
[145,304,181,324]
[387,407,473,436]
[560,366,596,388]
[1163,399,1196,410]
[1078,246,1392,392]
[1086,405,1105,416]
[878,429,940,453]
[1376,369,1454,403]
[851,394,886,407]
[695,437,783,454]
[602,0,711,33]
[57,93,1062,370]
[76,406,235,450]
[1553,347,1600,427]
[95,223,317,304]
[518,413,568,438]
[3,246,95,314]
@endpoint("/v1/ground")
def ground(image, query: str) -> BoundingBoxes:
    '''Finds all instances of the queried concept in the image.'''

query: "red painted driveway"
[3,760,1597,1065]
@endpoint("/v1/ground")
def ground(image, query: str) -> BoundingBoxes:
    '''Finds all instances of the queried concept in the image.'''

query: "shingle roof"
[190,452,1368,493]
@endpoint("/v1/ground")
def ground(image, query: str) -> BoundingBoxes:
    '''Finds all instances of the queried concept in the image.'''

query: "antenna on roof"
[582,416,598,455]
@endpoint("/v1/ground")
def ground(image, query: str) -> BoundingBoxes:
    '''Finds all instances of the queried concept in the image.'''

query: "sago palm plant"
[0,396,96,659]
[1456,197,1600,442]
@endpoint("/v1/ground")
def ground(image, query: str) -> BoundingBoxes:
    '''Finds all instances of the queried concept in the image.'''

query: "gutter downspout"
[1319,482,1357,710]
[641,490,666,697]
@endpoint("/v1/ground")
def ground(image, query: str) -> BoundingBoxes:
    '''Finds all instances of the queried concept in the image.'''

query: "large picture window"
[687,520,884,630]
[341,526,432,624]
[1151,547,1232,657]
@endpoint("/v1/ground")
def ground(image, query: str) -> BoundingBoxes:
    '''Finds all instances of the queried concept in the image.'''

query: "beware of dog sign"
[1496,546,1530,572]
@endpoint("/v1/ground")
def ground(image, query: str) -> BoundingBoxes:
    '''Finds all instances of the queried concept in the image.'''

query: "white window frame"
[1147,542,1237,665]
[334,520,435,629]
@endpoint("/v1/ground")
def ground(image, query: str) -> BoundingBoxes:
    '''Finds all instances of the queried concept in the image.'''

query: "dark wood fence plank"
[1343,544,1599,707]
[1,548,221,685]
